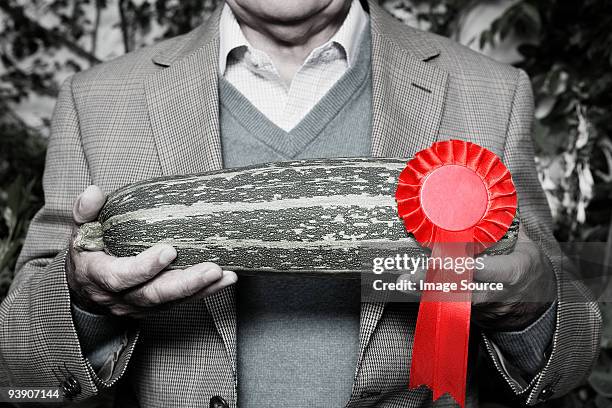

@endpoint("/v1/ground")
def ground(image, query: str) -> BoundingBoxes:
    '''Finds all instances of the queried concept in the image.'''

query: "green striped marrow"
[75,158,519,274]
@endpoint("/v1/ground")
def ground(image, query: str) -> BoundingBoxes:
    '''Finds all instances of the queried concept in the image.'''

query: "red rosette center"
[420,164,488,232]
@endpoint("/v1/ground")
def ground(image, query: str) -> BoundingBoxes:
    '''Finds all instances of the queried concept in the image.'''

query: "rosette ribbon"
[395,140,517,407]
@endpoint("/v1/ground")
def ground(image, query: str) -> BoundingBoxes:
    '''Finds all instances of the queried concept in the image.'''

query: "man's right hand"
[66,185,237,318]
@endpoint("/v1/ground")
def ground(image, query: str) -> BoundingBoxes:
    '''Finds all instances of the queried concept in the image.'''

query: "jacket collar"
[145,6,223,176]
[151,5,222,68]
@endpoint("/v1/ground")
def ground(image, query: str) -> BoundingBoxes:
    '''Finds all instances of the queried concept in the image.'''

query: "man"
[0,0,601,407]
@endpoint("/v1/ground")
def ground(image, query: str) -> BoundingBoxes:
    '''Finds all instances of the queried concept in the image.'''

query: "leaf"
[518,3,542,33]
[577,163,594,200]
[2,207,15,234]
[535,96,557,119]
[479,30,489,50]
[550,70,569,96]
[576,107,590,149]
[499,18,513,41]
[0,238,22,273]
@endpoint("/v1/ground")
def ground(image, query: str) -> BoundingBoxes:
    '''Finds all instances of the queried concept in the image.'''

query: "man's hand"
[66,185,237,318]
[472,228,557,331]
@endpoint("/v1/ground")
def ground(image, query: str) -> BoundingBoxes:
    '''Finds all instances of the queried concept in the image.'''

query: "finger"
[471,287,507,304]
[73,185,106,224]
[477,229,544,282]
[85,244,177,292]
[471,301,512,328]
[189,270,238,300]
[102,269,237,319]
[474,253,526,284]
[106,303,141,318]
[122,262,224,307]
[394,266,427,294]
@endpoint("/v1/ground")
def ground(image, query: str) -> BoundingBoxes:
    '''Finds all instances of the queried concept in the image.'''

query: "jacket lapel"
[145,7,223,176]
[356,0,449,375]
[145,5,238,380]
[369,1,449,158]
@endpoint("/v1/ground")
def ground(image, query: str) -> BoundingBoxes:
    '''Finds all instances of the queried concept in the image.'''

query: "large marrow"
[76,158,519,274]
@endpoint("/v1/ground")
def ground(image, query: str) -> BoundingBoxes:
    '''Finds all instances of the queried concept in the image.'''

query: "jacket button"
[61,375,81,399]
[539,385,554,401]
[53,365,81,400]
[210,395,229,408]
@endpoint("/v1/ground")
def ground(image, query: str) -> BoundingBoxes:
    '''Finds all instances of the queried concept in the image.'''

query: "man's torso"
[66,2,523,406]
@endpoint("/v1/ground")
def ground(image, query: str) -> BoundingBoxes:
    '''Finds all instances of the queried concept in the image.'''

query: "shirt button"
[209,395,229,408]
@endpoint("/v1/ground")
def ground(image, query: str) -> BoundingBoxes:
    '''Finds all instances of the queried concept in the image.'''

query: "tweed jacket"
[0,1,601,407]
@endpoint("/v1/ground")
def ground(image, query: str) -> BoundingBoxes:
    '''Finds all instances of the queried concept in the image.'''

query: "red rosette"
[396,139,517,252]
[394,140,518,408]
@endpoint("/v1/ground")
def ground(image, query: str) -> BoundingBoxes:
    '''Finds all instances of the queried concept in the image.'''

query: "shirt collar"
[328,0,368,67]
[218,0,368,75]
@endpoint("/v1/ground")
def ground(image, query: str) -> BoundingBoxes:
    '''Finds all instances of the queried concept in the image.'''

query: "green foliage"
[381,0,471,36]
[0,120,46,300]
[479,0,612,244]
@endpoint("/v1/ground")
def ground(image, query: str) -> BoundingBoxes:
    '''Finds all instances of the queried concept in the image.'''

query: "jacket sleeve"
[0,76,139,401]
[481,68,602,405]
[487,302,557,377]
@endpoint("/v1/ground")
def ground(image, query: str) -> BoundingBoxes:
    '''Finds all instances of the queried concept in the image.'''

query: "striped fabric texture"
[0,1,601,407]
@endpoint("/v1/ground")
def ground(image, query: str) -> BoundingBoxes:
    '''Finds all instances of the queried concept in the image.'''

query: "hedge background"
[1,1,611,407]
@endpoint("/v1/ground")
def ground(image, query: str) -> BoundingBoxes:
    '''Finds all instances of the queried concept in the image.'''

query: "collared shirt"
[218,0,368,131]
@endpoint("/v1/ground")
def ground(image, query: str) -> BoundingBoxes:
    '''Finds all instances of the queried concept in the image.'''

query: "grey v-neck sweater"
[219,30,372,408]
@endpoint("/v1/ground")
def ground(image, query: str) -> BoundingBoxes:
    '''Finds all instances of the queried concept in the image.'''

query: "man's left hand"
[472,228,557,331]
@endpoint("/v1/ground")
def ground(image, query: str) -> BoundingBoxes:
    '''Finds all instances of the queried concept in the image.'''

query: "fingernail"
[226,272,238,284]
[159,247,177,264]
[79,187,95,210]
[76,196,85,213]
